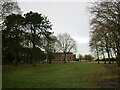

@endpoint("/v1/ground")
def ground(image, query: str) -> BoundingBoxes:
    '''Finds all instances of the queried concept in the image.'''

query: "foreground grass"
[2,62,117,88]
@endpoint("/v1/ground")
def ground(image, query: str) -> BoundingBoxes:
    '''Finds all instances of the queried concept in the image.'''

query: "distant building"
[52,52,76,62]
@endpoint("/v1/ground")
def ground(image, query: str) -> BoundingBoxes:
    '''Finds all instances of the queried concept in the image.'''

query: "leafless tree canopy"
[89,0,120,64]
[57,33,77,53]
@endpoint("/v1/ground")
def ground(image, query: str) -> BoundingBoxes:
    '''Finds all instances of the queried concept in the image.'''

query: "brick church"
[52,52,76,62]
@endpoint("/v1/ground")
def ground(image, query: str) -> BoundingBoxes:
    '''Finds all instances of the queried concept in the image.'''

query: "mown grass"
[0,65,2,89]
[2,62,117,88]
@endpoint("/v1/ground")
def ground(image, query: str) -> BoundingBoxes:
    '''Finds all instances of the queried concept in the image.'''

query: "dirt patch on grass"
[97,64,119,88]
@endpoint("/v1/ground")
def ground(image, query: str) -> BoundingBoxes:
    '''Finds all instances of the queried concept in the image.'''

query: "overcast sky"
[17,1,92,56]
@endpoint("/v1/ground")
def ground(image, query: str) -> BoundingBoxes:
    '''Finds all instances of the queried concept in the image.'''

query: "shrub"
[76,59,79,61]
[98,58,116,61]
[95,59,101,61]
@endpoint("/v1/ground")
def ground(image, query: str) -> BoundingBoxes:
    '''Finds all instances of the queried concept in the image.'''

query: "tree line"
[77,54,93,61]
[1,0,77,66]
[89,0,120,65]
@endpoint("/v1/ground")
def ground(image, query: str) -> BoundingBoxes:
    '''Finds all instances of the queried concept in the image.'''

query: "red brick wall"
[52,53,76,61]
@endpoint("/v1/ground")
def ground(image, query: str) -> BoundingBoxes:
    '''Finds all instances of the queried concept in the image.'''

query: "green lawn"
[2,62,117,88]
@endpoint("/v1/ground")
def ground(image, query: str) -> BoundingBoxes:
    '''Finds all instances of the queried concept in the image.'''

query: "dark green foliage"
[95,59,100,61]
[76,58,79,61]
[2,11,53,65]
[48,52,54,64]
[34,47,46,62]
[24,11,53,66]
[3,53,15,64]
[24,11,52,37]
[101,58,116,61]
[2,14,24,65]
[95,58,116,61]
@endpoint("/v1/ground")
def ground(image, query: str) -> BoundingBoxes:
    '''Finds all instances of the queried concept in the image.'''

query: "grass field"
[2,62,118,88]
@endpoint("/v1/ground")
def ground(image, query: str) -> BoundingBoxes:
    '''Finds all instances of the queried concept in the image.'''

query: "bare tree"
[89,30,101,63]
[0,0,22,22]
[41,35,58,64]
[89,0,120,65]
[84,54,93,61]
[78,54,83,61]
[57,33,77,63]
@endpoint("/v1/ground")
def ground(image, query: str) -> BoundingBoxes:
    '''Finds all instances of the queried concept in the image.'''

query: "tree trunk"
[112,48,117,63]
[102,51,106,64]
[96,46,100,64]
[116,50,120,66]
[107,49,111,64]
[15,50,18,66]
[15,28,18,66]
[110,49,114,63]
[106,40,111,64]
[32,29,36,66]
[46,52,48,62]
[116,41,120,66]
[48,59,52,64]
[64,53,67,63]
[32,42,36,66]
[97,52,100,64]
[42,60,44,64]
[118,55,120,66]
